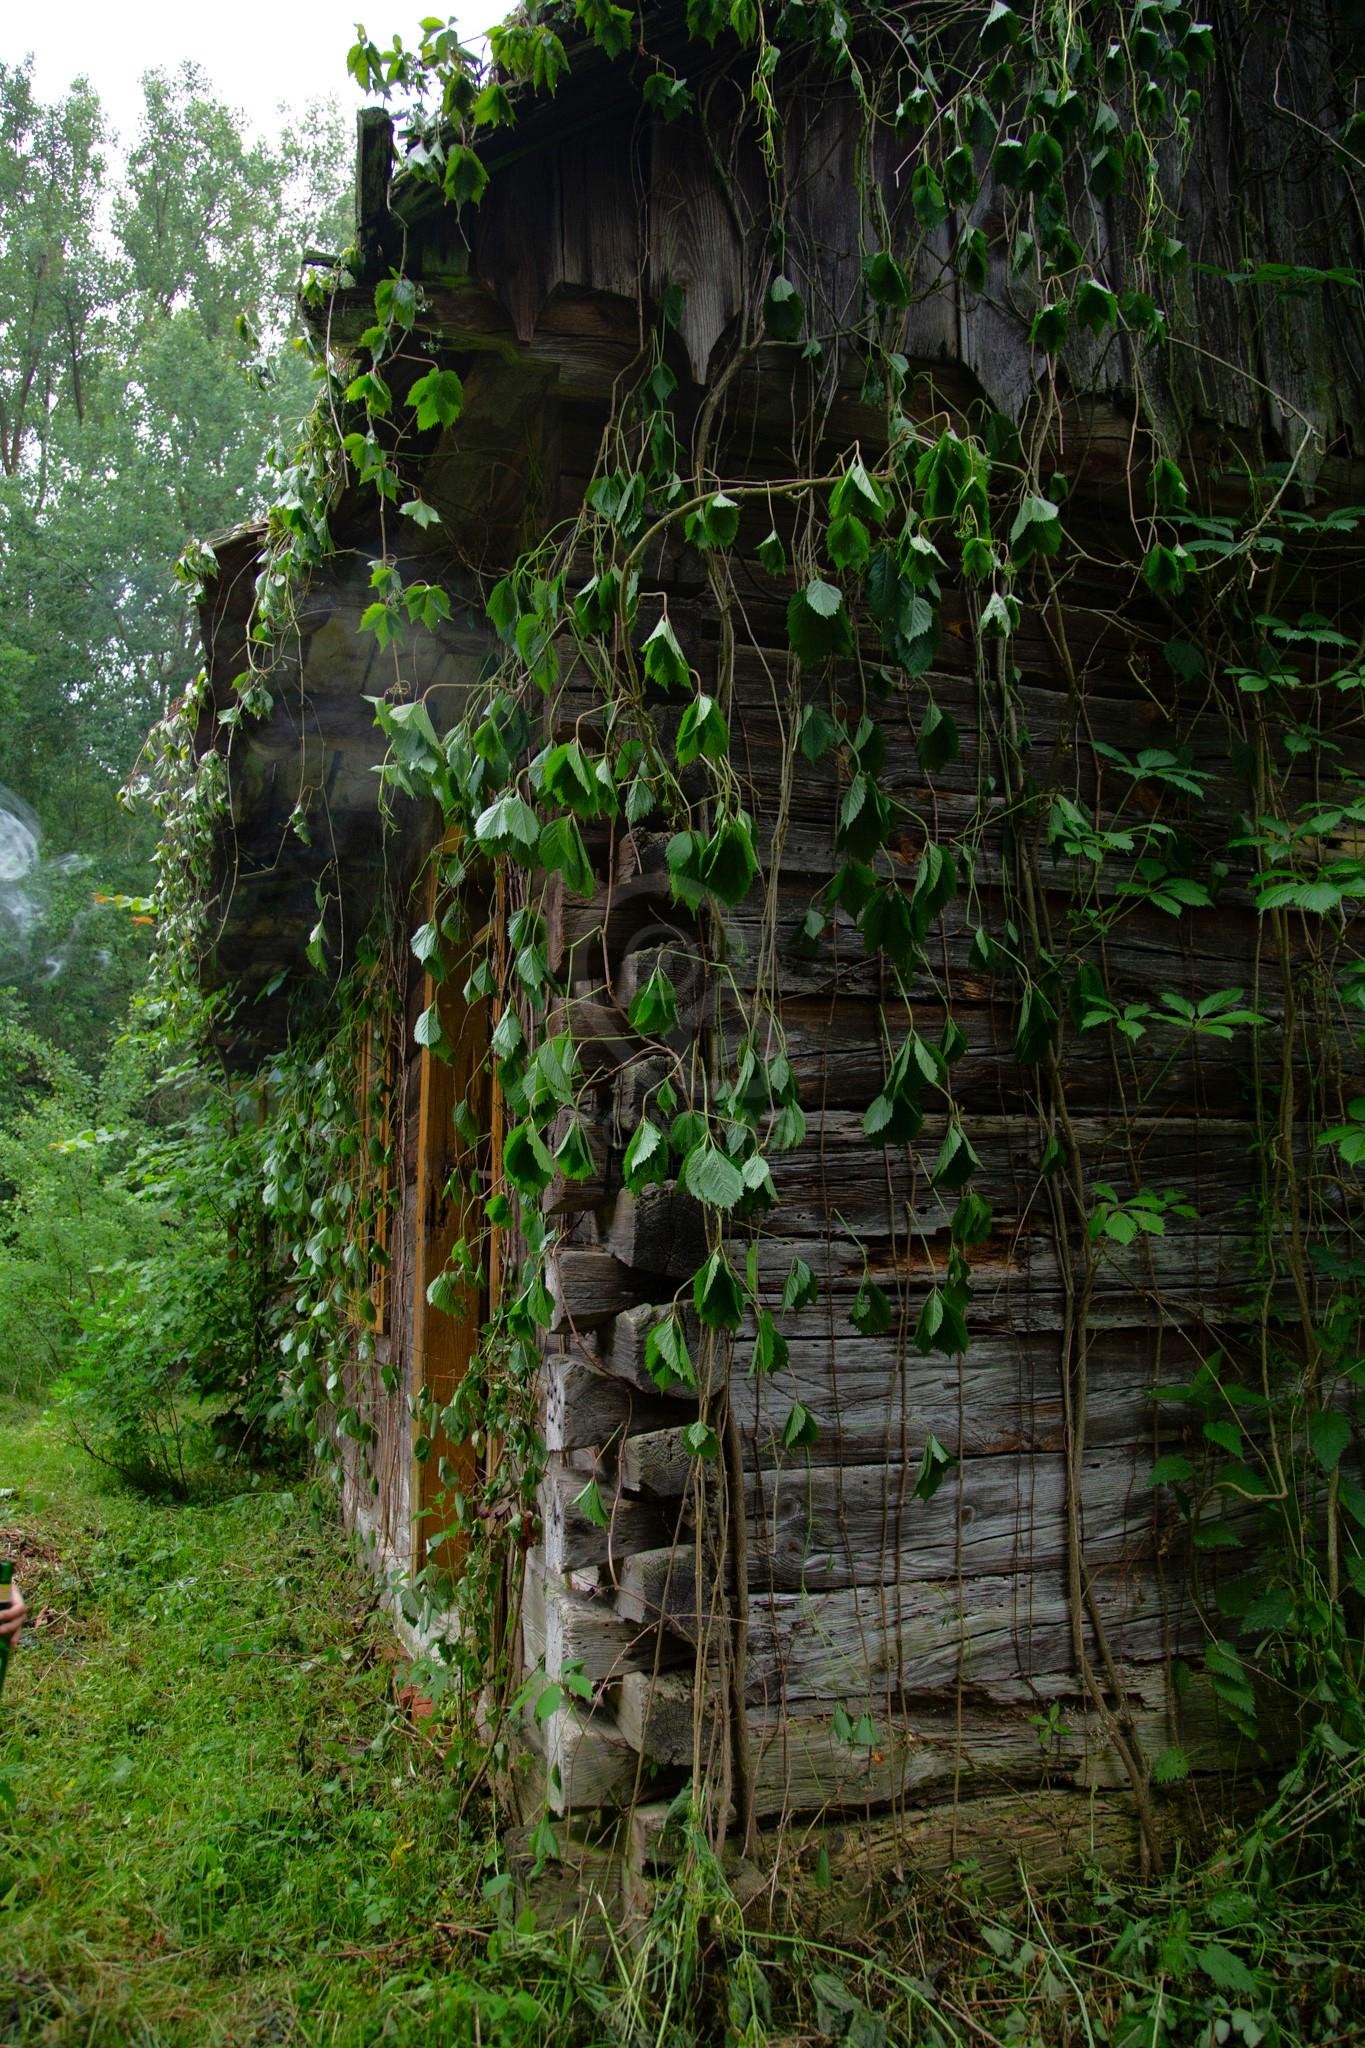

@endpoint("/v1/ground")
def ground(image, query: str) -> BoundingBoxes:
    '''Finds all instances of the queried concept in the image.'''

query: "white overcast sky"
[10,0,488,146]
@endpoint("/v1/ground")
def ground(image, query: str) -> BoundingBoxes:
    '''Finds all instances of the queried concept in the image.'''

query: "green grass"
[0,1405,604,2047]
[3,1402,1364,2048]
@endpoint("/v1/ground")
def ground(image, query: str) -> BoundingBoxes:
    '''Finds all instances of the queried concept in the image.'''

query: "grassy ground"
[0,1405,603,2048]
[3,1402,1363,2048]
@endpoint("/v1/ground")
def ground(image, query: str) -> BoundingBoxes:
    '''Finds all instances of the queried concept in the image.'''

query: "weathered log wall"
[195,0,1365,1883]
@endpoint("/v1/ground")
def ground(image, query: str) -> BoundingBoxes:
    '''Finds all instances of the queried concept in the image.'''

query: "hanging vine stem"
[985,626,1164,1872]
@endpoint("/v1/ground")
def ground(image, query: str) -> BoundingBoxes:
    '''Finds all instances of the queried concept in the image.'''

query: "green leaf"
[399,496,442,528]
[757,529,787,576]
[799,702,843,763]
[641,68,692,119]
[959,225,989,294]
[574,1479,609,1529]
[699,813,758,905]
[538,816,595,897]
[693,1249,745,1329]
[641,615,691,690]
[682,1420,719,1459]
[1143,543,1188,596]
[645,1312,695,1391]
[837,773,891,861]
[781,1401,821,1450]
[628,967,678,1037]
[408,367,465,430]
[475,793,541,860]
[951,1190,993,1245]
[683,1139,745,1211]
[913,1287,968,1356]
[931,1121,981,1190]
[979,1,1019,55]
[553,1118,596,1182]
[1008,494,1062,564]
[830,460,890,524]
[443,145,489,206]
[827,511,871,572]
[414,1003,446,1052]
[346,368,392,415]
[917,696,960,774]
[1195,1944,1257,1998]
[781,1256,819,1312]
[540,739,615,819]
[771,1098,806,1152]
[1307,1408,1351,1473]
[676,693,729,765]
[685,492,740,550]
[411,920,442,967]
[750,1309,789,1376]
[1030,299,1069,353]
[1074,277,1119,333]
[472,80,515,127]
[503,1120,555,1196]
[491,1010,524,1067]
[623,1117,669,1192]
[863,249,911,308]
[913,1432,957,1500]
[765,275,804,341]
[1150,456,1189,515]
[851,1277,893,1335]
[911,164,947,230]
[1021,131,1063,195]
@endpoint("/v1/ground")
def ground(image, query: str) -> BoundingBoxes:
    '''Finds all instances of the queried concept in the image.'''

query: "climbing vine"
[159,0,1364,1880]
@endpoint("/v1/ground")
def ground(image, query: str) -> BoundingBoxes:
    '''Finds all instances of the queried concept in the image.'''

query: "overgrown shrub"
[0,1008,154,1399]
[56,1078,282,1495]
[0,1003,285,1490]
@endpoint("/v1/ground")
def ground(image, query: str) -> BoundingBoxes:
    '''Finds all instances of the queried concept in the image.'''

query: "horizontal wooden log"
[786,1787,1185,1899]
[615,1668,1243,1820]
[538,1462,674,1574]
[523,1548,685,1684]
[606,1324,1179,1477]
[616,1552,1203,1707]
[622,1450,1183,1593]
[602,994,1266,1123]
[738,1224,1264,1328]
[543,1104,612,1216]
[547,1248,644,1332]
[542,1348,682,1452]
[755,1110,1262,1246]
[554,877,1282,1013]
[518,1696,642,1815]
[603,1184,707,1279]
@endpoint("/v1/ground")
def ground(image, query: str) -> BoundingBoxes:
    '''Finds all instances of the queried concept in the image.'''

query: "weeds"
[1,1405,1363,2047]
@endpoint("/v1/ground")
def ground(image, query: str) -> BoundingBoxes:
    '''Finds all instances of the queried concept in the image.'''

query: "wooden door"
[409,876,497,1581]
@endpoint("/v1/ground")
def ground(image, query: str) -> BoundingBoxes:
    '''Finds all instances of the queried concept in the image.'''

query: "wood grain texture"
[616,1547,1203,1708]
[616,1667,1243,1820]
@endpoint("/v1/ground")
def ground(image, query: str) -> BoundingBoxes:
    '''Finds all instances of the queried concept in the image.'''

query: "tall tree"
[0,60,348,1064]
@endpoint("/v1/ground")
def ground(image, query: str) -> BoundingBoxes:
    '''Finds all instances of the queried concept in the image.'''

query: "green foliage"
[0,1017,153,1399]
[0,1011,280,1487]
[138,0,1365,1913]
[58,1106,277,1496]
[0,58,347,1073]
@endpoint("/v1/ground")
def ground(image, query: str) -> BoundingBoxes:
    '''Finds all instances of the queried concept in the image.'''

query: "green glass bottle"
[0,1560,13,1697]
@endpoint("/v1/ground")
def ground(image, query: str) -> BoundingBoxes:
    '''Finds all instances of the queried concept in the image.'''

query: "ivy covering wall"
[166,0,1365,1882]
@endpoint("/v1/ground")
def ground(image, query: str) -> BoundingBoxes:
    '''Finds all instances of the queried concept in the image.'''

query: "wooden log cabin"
[195,0,1364,1899]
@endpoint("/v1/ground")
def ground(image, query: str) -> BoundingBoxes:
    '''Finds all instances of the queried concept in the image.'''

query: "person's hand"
[0,1581,27,1646]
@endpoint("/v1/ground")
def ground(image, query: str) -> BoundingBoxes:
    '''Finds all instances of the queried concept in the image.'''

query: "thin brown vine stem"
[988,633,1163,1875]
